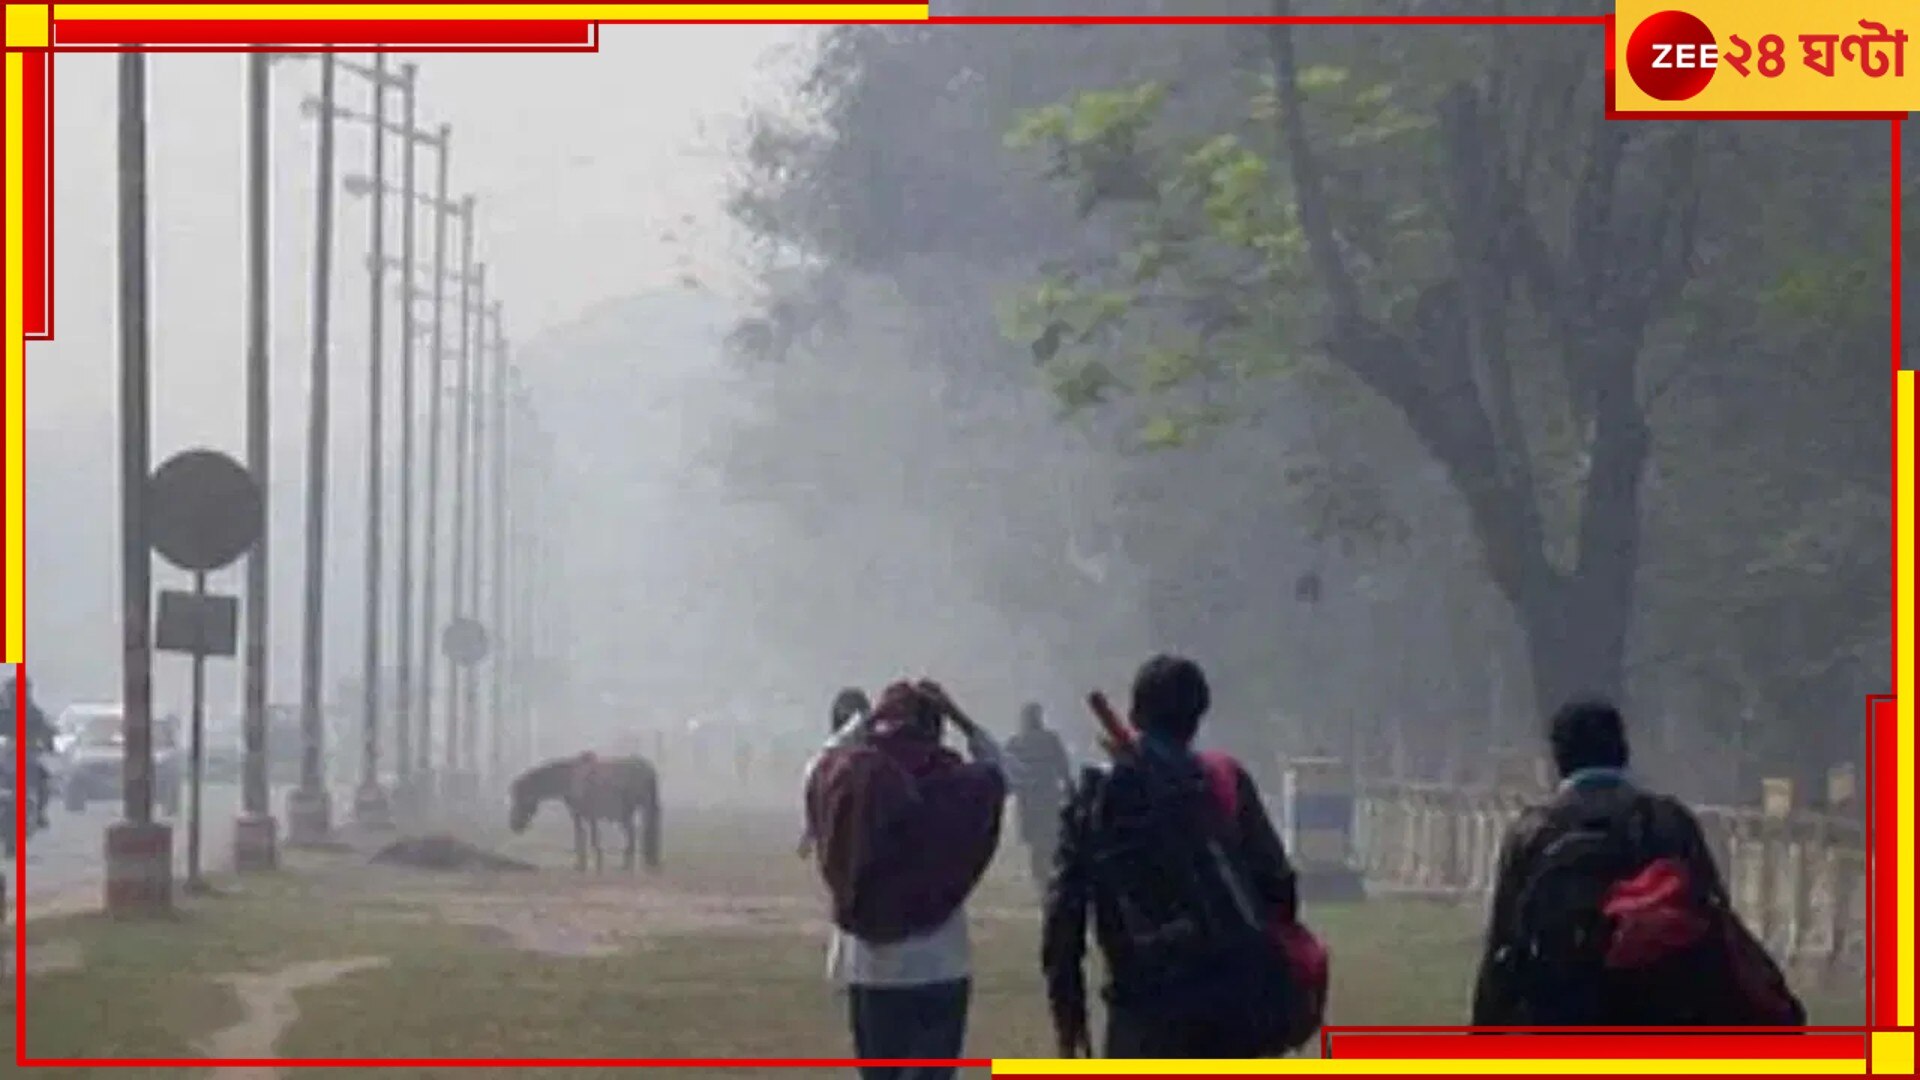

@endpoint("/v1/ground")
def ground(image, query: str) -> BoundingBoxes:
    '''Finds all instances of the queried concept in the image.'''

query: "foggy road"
[15,781,293,913]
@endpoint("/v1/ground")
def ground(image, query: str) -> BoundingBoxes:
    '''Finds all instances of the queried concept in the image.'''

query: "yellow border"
[4,47,23,662]
[0,7,1907,1075]
[990,1059,1863,1075]
[51,4,929,22]
[1898,369,1915,1029]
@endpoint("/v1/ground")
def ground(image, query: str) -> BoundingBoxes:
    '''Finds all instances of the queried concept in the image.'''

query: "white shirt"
[802,712,1004,987]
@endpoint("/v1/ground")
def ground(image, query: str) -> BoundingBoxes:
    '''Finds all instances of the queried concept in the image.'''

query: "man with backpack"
[1471,698,1805,1028]
[1041,655,1322,1059]
[803,679,1007,1079]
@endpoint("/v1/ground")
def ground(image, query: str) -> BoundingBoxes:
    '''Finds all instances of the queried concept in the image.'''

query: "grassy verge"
[8,810,1867,1076]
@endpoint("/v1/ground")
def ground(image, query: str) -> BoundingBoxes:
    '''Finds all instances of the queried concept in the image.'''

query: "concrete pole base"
[284,787,333,847]
[232,812,280,872]
[351,783,395,830]
[104,820,175,918]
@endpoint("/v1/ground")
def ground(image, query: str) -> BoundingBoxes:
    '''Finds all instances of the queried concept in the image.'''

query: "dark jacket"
[1041,748,1299,1041]
[1469,775,1732,1026]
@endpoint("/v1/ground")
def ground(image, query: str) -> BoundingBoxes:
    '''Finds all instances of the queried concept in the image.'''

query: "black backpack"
[1504,793,1805,1028]
[1084,753,1273,992]
[1506,798,1654,1024]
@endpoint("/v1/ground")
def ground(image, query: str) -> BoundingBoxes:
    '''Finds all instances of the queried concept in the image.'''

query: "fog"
[23,19,1892,809]
[26,32,1149,788]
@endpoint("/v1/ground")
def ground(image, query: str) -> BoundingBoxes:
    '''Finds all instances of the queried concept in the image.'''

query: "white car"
[56,703,183,817]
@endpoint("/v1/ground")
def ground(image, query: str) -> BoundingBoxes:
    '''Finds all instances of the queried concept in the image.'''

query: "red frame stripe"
[52,20,596,48]
[1328,1034,1867,1060]
[1871,696,1898,1027]
[21,48,49,340]
[5,7,1904,1070]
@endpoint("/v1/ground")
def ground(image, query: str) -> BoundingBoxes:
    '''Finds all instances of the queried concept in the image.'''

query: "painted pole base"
[284,787,333,847]
[104,820,175,918]
[232,812,280,872]
[351,784,395,830]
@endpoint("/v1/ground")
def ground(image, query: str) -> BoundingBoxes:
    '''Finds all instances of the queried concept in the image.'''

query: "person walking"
[1042,655,1309,1058]
[803,680,1006,1080]
[1004,702,1072,890]
[1470,698,1804,1027]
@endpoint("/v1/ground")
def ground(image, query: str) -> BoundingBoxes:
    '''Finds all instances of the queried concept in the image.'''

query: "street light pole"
[106,50,171,917]
[287,52,338,847]
[392,64,420,814]
[235,51,278,873]
[444,217,478,796]
[417,128,455,797]
[460,288,490,783]
[488,314,509,784]
[353,52,393,830]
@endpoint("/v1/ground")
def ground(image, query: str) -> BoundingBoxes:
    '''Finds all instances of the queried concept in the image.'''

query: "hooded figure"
[802,679,1006,1080]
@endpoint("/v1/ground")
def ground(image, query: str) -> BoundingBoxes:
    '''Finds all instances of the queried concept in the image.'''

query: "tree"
[727,16,1890,782]
[1004,12,1727,714]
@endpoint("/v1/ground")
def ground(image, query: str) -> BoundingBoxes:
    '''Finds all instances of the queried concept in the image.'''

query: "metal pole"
[488,326,508,784]
[115,52,156,830]
[236,51,277,871]
[417,125,451,792]
[107,51,169,917]
[355,53,391,827]
[444,205,476,789]
[460,282,488,781]
[290,53,338,845]
[393,64,418,805]
[186,570,208,889]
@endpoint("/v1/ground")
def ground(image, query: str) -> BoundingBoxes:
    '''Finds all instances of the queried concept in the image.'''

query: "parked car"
[57,704,183,817]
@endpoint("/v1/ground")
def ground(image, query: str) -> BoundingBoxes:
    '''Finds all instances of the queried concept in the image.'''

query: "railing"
[1349,777,1868,978]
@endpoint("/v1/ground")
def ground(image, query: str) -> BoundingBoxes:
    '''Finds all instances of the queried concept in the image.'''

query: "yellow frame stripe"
[1898,370,1915,1028]
[989,1059,1863,1075]
[52,4,928,22]
[5,49,23,663]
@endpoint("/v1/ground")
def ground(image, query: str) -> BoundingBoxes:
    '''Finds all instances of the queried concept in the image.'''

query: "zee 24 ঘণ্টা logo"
[1625,9,1909,102]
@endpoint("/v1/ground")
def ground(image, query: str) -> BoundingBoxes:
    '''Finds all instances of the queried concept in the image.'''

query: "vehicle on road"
[56,704,183,817]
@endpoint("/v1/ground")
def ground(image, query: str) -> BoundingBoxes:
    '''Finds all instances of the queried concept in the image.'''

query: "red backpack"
[1196,751,1331,1053]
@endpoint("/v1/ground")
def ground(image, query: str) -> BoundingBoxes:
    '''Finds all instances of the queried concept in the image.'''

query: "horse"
[508,753,662,873]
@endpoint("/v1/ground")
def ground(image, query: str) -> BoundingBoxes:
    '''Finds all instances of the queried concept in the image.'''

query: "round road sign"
[442,617,491,666]
[147,449,263,572]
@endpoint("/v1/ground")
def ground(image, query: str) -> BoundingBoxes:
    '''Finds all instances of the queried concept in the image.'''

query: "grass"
[7,808,1868,1076]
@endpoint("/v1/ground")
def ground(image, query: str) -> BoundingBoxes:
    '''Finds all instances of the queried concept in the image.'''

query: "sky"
[26,29,808,706]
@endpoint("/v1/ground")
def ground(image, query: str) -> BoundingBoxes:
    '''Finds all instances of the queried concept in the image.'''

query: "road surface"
[14,781,294,914]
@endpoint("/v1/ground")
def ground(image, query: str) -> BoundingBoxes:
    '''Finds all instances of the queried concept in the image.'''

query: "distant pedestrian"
[1004,702,1072,890]
[799,687,872,859]
[804,680,1006,1080]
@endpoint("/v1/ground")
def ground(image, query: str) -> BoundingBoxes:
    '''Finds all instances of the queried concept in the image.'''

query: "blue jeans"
[847,979,971,1080]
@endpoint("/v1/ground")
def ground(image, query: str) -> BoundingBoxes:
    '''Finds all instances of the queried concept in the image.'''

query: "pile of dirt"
[369,833,537,873]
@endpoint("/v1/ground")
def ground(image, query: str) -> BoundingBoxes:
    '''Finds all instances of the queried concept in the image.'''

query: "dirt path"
[196,956,390,1077]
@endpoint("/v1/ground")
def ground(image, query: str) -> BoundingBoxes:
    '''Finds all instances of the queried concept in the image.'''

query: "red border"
[19,47,46,339]
[51,19,598,49]
[4,4,1908,1073]
[1326,1034,1867,1060]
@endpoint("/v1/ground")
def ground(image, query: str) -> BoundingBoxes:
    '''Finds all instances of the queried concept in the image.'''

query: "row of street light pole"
[108,50,559,912]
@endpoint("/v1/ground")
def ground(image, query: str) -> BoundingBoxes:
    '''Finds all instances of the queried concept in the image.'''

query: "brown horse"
[508,753,662,873]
